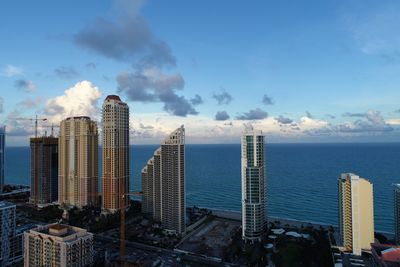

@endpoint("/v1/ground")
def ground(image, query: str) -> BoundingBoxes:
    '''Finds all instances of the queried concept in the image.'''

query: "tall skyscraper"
[59,116,99,208]
[0,126,5,193]
[0,201,15,266]
[141,126,185,234]
[394,184,400,244]
[0,201,32,266]
[102,95,130,212]
[24,223,93,267]
[241,125,266,243]
[30,136,58,205]
[338,173,374,255]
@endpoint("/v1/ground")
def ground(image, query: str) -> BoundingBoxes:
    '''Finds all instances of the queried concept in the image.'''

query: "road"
[95,234,233,266]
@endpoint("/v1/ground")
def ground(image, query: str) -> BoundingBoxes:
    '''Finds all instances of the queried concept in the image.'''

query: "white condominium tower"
[102,95,130,212]
[24,224,93,267]
[141,126,185,234]
[59,116,99,208]
[394,184,400,244]
[241,125,266,242]
[338,173,374,255]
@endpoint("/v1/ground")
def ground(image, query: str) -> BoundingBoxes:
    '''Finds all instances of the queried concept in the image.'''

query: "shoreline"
[207,207,395,236]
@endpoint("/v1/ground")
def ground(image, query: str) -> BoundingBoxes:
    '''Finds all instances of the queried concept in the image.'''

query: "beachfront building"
[395,184,400,244]
[102,95,130,213]
[141,126,185,234]
[59,116,99,208]
[338,173,374,255]
[241,125,266,243]
[30,136,58,205]
[24,223,93,267]
[0,126,4,193]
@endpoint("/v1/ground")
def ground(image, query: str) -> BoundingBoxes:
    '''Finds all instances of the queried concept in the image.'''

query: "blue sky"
[1,0,400,145]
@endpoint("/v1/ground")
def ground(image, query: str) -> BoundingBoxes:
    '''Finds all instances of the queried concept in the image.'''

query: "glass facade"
[241,129,266,242]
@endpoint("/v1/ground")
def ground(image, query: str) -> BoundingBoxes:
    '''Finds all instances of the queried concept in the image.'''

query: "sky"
[1,0,400,145]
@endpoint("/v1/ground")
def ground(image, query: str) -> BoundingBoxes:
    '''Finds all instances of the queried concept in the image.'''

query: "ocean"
[5,143,400,233]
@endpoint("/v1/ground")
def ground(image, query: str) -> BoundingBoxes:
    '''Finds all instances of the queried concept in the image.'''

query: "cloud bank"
[45,80,102,122]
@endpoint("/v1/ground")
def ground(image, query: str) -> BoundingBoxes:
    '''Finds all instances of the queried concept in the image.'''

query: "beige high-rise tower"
[141,126,185,234]
[59,116,99,208]
[102,95,130,212]
[338,173,374,255]
[24,224,93,267]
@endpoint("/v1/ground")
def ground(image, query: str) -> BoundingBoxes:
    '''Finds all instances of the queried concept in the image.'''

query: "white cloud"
[2,65,23,77]
[44,80,102,123]
[299,117,329,129]
[130,115,293,144]
[387,118,400,126]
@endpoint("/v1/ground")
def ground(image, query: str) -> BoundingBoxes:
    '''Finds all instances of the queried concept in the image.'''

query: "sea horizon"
[5,143,400,234]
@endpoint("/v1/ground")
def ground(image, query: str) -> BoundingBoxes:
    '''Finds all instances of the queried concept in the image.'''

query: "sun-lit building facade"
[338,173,374,255]
[142,126,185,234]
[59,116,99,208]
[24,223,93,267]
[102,95,130,212]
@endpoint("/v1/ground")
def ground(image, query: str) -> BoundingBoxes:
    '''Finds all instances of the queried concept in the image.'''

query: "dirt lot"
[177,217,240,258]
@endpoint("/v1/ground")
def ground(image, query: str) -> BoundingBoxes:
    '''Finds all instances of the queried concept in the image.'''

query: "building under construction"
[30,136,58,205]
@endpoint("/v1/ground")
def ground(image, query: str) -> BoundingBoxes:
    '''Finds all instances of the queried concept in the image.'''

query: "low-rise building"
[371,243,400,267]
[24,223,93,267]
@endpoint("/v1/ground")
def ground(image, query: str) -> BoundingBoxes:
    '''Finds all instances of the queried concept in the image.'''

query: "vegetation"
[18,204,63,222]
[67,200,142,233]
[271,227,333,267]
[223,224,333,267]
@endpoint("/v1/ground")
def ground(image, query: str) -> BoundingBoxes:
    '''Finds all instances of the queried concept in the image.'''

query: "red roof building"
[371,243,400,267]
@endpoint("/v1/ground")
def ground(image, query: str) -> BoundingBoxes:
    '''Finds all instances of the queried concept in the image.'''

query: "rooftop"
[65,116,91,121]
[105,95,121,101]
[372,243,400,266]
[33,223,87,238]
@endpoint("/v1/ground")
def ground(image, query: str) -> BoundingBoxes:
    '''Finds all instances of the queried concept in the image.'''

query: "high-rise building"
[338,173,374,255]
[141,126,185,234]
[102,95,130,213]
[59,116,99,208]
[394,184,400,244]
[0,201,15,266]
[0,126,5,193]
[241,125,266,242]
[24,223,93,267]
[30,136,58,205]
[0,201,33,266]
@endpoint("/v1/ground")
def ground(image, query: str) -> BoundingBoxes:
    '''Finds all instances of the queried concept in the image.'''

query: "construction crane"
[41,123,60,137]
[12,115,47,137]
[120,191,143,262]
